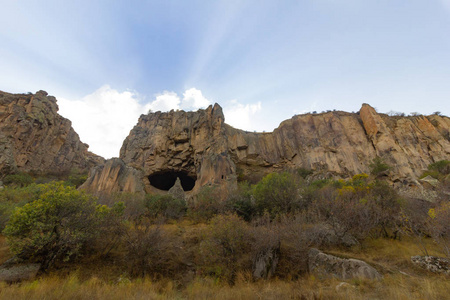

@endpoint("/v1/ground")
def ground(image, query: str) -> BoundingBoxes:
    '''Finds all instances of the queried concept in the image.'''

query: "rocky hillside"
[81,103,449,196]
[0,90,103,176]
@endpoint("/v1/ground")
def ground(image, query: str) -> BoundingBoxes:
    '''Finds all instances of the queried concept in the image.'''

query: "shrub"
[224,182,255,221]
[369,157,390,176]
[313,186,374,242]
[145,194,187,220]
[428,201,450,257]
[65,173,88,188]
[187,186,224,222]
[0,184,44,230]
[297,168,313,179]
[367,181,403,238]
[3,173,33,187]
[428,160,450,176]
[252,172,303,217]
[124,222,184,278]
[3,182,101,269]
[199,214,250,283]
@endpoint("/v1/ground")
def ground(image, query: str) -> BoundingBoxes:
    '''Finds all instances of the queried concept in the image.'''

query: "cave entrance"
[148,171,196,191]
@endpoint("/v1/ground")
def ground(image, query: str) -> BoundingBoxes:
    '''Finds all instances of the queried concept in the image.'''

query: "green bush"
[3,182,102,269]
[420,160,450,181]
[224,182,255,221]
[369,157,390,176]
[3,173,33,187]
[0,184,45,230]
[297,167,313,179]
[428,160,450,175]
[145,194,187,220]
[65,173,88,188]
[252,172,303,217]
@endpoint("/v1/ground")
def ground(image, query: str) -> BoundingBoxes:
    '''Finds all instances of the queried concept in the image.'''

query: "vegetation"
[0,161,448,298]
[420,159,450,181]
[3,182,103,268]
[2,172,33,187]
[369,156,391,176]
[145,194,187,219]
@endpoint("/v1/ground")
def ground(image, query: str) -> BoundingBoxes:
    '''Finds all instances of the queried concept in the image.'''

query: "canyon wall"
[81,103,450,197]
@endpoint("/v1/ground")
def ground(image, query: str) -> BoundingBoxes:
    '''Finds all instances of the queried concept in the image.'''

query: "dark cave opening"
[148,171,196,191]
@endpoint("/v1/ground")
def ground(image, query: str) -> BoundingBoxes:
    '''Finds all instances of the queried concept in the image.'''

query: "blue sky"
[1,0,450,158]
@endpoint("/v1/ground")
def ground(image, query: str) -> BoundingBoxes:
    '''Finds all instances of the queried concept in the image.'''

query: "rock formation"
[308,248,382,280]
[0,90,103,177]
[81,103,450,197]
[411,255,450,275]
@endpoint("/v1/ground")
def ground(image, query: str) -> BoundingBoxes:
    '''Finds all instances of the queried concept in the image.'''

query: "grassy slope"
[0,226,448,300]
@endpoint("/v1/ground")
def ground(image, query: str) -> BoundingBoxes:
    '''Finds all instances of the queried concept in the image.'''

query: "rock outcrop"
[0,262,41,283]
[411,255,450,275]
[81,103,450,197]
[308,248,381,280]
[252,244,280,280]
[0,90,103,177]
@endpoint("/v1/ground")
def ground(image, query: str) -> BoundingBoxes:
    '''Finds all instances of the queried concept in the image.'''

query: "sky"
[1,0,450,158]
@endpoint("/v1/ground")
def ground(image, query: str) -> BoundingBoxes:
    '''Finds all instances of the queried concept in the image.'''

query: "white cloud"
[58,85,146,159]
[181,88,211,110]
[147,91,180,112]
[223,100,262,131]
[57,86,269,159]
[57,86,214,159]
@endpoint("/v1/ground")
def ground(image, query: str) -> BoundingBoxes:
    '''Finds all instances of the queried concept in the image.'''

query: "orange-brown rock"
[82,103,450,197]
[0,90,103,176]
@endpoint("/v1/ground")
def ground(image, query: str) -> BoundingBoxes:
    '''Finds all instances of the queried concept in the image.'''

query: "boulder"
[308,248,381,280]
[419,175,440,188]
[411,255,450,275]
[0,262,41,283]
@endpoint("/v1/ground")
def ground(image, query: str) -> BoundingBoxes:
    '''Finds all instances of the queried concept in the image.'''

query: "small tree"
[252,172,303,217]
[369,157,390,176]
[3,182,101,269]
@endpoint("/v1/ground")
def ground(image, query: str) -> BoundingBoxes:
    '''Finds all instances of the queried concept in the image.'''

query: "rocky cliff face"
[0,90,103,176]
[81,103,450,197]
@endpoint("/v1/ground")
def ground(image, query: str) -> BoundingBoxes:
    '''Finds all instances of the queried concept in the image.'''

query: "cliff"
[81,103,450,197]
[0,90,104,176]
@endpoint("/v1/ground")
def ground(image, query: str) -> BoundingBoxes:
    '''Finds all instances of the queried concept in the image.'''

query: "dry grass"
[326,236,445,276]
[0,235,11,264]
[0,272,448,300]
[0,229,448,299]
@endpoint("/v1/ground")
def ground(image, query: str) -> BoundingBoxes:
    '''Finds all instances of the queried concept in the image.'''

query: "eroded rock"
[0,90,103,176]
[411,255,450,275]
[80,158,145,196]
[81,103,450,197]
[252,244,280,280]
[0,262,41,283]
[308,248,381,280]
